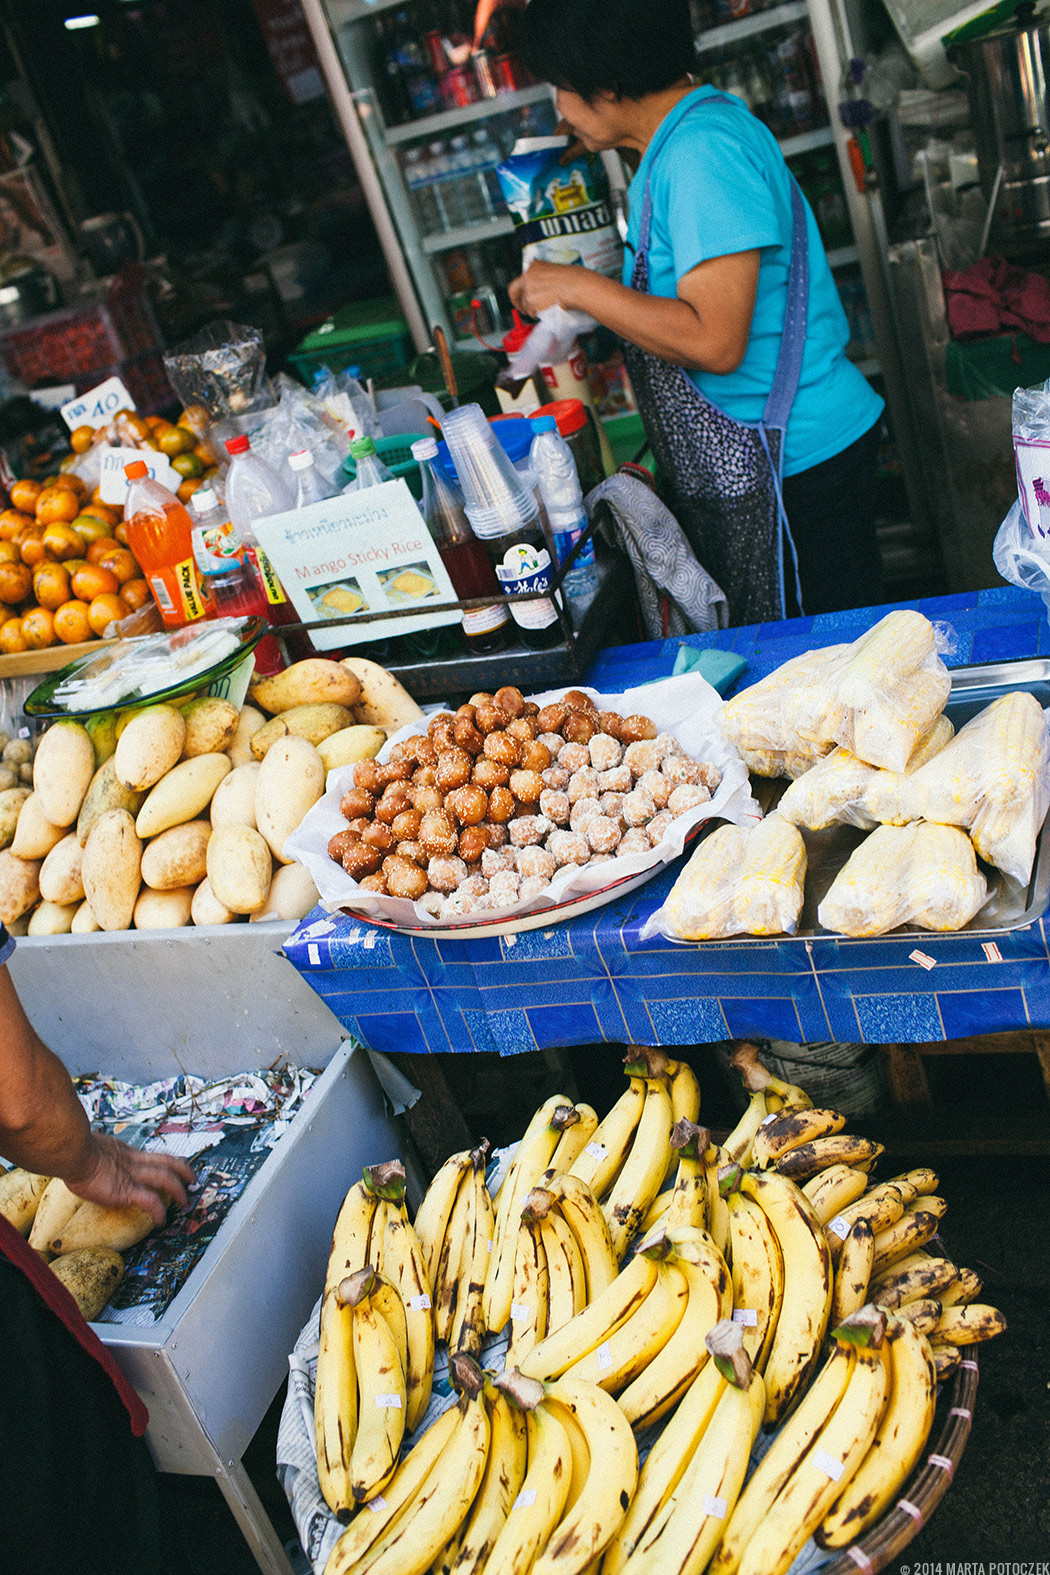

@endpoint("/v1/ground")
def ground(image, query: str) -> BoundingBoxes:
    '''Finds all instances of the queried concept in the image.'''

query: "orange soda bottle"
[123,460,209,628]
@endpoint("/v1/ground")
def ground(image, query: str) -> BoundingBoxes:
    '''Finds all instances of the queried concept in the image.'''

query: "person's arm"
[0,967,194,1225]
[508,250,760,376]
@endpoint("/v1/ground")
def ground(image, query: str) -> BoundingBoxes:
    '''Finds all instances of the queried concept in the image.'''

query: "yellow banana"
[450,1145,494,1360]
[520,1251,658,1382]
[734,1309,891,1575]
[414,1150,473,1292]
[868,1247,935,1291]
[315,1289,357,1519]
[562,1260,689,1394]
[831,1218,875,1326]
[568,1077,646,1198]
[544,1172,619,1301]
[726,1189,784,1372]
[434,1165,474,1345]
[659,1223,733,1313]
[885,1166,939,1197]
[486,1095,575,1334]
[506,1215,549,1370]
[720,1091,769,1168]
[624,1324,763,1575]
[549,1105,600,1175]
[751,1107,846,1170]
[603,1357,727,1575]
[603,1070,675,1260]
[548,1206,588,1325]
[931,1344,962,1379]
[827,1181,908,1257]
[361,1360,490,1575]
[704,1142,731,1253]
[892,1296,942,1335]
[802,1164,869,1224]
[617,1255,723,1429]
[708,1341,855,1575]
[871,1204,946,1278]
[450,1377,528,1575]
[486,1375,573,1575]
[665,1121,709,1234]
[870,1254,957,1311]
[548,1391,591,1516]
[325,1178,380,1296]
[731,1167,833,1424]
[370,1264,409,1375]
[379,1202,435,1431]
[664,1056,702,1181]
[533,1377,638,1575]
[323,1401,462,1575]
[638,1189,674,1238]
[933,1303,1007,1346]
[817,1313,936,1549]
[939,1266,983,1307]
[774,1134,883,1183]
[728,1040,812,1118]
[344,1269,407,1505]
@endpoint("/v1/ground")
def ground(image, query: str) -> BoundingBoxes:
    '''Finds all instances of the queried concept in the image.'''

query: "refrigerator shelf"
[421,215,515,253]
[384,83,553,145]
[695,0,810,54]
[778,123,835,158]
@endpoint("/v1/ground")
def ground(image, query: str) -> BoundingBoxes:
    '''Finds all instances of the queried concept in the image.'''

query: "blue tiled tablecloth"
[284,587,1050,1055]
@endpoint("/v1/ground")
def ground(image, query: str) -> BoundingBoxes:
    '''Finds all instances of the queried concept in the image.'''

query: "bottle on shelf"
[289,448,340,508]
[344,436,393,492]
[412,436,509,654]
[528,415,600,604]
[450,133,493,225]
[472,128,505,209]
[222,434,297,626]
[189,489,282,674]
[123,460,207,629]
[404,146,443,235]
[427,139,457,230]
[389,9,442,119]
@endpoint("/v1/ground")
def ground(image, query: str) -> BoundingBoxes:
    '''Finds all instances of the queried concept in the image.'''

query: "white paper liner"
[283,674,761,929]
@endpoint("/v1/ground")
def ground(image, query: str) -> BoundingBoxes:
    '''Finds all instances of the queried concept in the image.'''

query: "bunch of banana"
[720,1042,813,1169]
[315,1265,408,1516]
[504,1178,620,1369]
[718,1162,833,1424]
[416,1140,494,1357]
[609,1320,764,1575]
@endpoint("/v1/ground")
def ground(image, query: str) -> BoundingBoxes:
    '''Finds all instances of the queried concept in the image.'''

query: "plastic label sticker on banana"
[643,812,807,942]
[721,610,954,775]
[817,823,988,938]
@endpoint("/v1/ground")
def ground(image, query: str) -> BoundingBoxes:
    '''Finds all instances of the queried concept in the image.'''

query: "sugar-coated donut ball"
[547,829,590,866]
[481,847,517,877]
[567,766,601,804]
[663,755,701,786]
[557,741,590,773]
[539,789,571,825]
[618,827,652,856]
[542,764,571,791]
[488,870,521,908]
[509,814,552,848]
[427,854,467,893]
[587,733,622,772]
[569,797,602,832]
[646,810,674,846]
[515,845,556,881]
[419,890,444,917]
[697,761,723,793]
[598,765,632,793]
[586,815,622,853]
[623,740,662,777]
[667,783,711,815]
[638,769,671,808]
[598,792,625,821]
[538,732,564,755]
[519,873,550,901]
[622,789,656,827]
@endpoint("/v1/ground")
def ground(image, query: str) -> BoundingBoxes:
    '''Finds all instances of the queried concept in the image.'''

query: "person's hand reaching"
[66,1133,195,1227]
[508,258,587,319]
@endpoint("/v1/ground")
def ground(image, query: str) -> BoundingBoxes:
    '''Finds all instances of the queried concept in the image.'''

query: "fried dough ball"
[488,870,521,908]
[383,855,428,899]
[622,789,656,827]
[515,845,556,882]
[375,787,411,824]
[543,764,571,791]
[646,810,674,845]
[352,758,380,791]
[427,855,467,893]
[667,783,711,815]
[537,702,568,734]
[638,769,671,809]
[341,839,383,879]
[557,742,590,773]
[359,872,388,894]
[483,730,521,767]
[562,710,597,744]
[340,787,374,820]
[419,809,458,858]
[521,739,552,774]
[623,739,663,777]
[391,808,423,842]
[457,825,489,864]
[598,711,624,740]
[562,689,596,712]
[547,829,590,866]
[539,789,570,825]
[509,768,544,804]
[481,821,508,847]
[586,816,622,853]
[569,797,602,833]
[508,814,551,848]
[473,756,510,790]
[618,828,652,856]
[453,715,485,755]
[481,847,517,878]
[474,701,510,734]
[619,714,658,743]
[412,783,445,814]
[435,748,473,793]
[446,784,488,825]
[487,785,515,823]
[328,829,358,863]
[588,733,622,772]
[362,822,395,853]
[598,765,632,794]
[567,766,601,803]
[494,685,524,718]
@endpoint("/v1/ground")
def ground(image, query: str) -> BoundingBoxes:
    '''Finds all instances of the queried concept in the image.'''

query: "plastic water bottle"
[472,129,503,210]
[451,133,492,224]
[427,140,458,231]
[344,436,393,492]
[222,434,297,644]
[288,448,339,507]
[404,146,442,235]
[528,415,600,602]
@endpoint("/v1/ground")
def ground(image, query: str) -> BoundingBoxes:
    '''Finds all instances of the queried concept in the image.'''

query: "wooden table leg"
[880,1044,932,1107]
[390,1052,474,1175]
[1029,1032,1050,1104]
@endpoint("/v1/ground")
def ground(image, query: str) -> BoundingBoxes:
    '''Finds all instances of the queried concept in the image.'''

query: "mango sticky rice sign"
[251,479,460,650]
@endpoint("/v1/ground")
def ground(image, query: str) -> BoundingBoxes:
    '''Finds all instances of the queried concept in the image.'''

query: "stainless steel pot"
[951,6,1050,251]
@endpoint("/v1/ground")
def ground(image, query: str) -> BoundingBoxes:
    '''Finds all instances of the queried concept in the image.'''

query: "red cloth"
[0,1211,149,1436]
[943,255,1050,343]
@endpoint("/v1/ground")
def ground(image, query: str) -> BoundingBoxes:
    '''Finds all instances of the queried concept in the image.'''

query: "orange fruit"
[86,536,121,564]
[71,564,119,601]
[157,424,193,457]
[63,558,89,578]
[21,606,54,648]
[71,514,110,545]
[176,478,203,504]
[0,616,27,654]
[18,536,47,568]
[54,599,94,644]
[87,592,124,637]
[54,472,86,499]
[98,547,137,585]
[42,523,86,561]
[0,561,31,604]
[119,577,150,611]
[0,508,33,541]
[171,452,203,479]
[33,562,72,610]
[144,415,166,432]
[80,501,119,527]
[9,479,41,513]
[0,542,18,564]
[70,425,95,454]
[35,486,80,525]
[114,522,130,546]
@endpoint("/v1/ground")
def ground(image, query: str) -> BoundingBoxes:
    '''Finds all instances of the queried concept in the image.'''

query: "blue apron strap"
[762,178,809,433]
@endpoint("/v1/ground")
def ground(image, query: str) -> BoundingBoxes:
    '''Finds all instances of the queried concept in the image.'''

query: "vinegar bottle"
[412,437,508,654]
[123,460,208,628]
[190,487,284,674]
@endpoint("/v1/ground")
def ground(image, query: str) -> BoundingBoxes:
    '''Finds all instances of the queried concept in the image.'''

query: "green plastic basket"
[341,433,428,500]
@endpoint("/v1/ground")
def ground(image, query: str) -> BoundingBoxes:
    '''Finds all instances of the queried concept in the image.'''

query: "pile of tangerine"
[0,474,149,653]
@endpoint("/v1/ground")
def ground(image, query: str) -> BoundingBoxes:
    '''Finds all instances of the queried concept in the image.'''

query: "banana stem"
[707,1318,753,1388]
[520,1186,556,1224]
[718,1161,744,1198]
[363,1160,407,1202]
[338,1266,377,1308]
[623,1046,674,1080]
[639,1230,673,1262]
[729,1040,775,1093]
[670,1118,710,1159]
[832,1304,887,1349]
[470,1139,491,1171]
[494,1368,545,1412]
[450,1353,485,1399]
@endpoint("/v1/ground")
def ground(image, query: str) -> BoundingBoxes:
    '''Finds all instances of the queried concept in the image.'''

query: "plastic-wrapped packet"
[247,379,351,492]
[738,743,832,781]
[778,714,955,831]
[894,691,1050,885]
[994,377,1050,614]
[163,320,273,416]
[721,610,952,775]
[310,365,378,446]
[817,822,987,937]
[654,812,807,940]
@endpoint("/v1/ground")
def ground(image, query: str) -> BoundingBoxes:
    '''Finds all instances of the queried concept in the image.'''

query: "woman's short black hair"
[512,0,696,101]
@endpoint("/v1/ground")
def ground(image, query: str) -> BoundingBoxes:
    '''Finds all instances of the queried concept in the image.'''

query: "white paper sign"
[250,479,460,651]
[61,375,136,432]
[99,446,182,506]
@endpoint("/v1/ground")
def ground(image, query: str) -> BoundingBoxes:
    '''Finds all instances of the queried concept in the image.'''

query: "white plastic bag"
[817,822,988,937]
[643,812,806,941]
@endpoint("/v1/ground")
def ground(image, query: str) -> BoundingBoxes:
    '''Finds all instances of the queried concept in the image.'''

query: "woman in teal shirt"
[508,0,885,623]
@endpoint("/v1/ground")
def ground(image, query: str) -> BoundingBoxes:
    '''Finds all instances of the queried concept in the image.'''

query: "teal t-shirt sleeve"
[653,122,783,287]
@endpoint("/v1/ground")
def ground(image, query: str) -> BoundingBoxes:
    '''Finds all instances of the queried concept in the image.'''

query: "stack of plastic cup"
[441,403,543,542]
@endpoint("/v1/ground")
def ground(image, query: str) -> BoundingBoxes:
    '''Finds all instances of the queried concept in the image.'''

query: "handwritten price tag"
[60,375,136,432]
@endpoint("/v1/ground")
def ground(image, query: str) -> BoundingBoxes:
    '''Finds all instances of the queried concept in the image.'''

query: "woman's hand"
[508,260,591,318]
[67,1133,195,1227]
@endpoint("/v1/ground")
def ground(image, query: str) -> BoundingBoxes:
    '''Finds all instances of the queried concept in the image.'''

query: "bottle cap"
[543,398,588,436]
[225,434,250,456]
[411,437,439,462]
[349,436,377,459]
[502,308,532,355]
[123,460,149,480]
[529,415,557,434]
[288,449,315,471]
[192,487,217,513]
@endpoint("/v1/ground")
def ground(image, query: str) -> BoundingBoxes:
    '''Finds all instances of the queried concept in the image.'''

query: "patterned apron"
[621,93,808,624]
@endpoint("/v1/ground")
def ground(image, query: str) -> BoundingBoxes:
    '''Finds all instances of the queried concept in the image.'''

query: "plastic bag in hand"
[817,822,987,937]
[778,714,955,831]
[721,610,951,774]
[894,691,1050,884]
[659,812,806,939]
